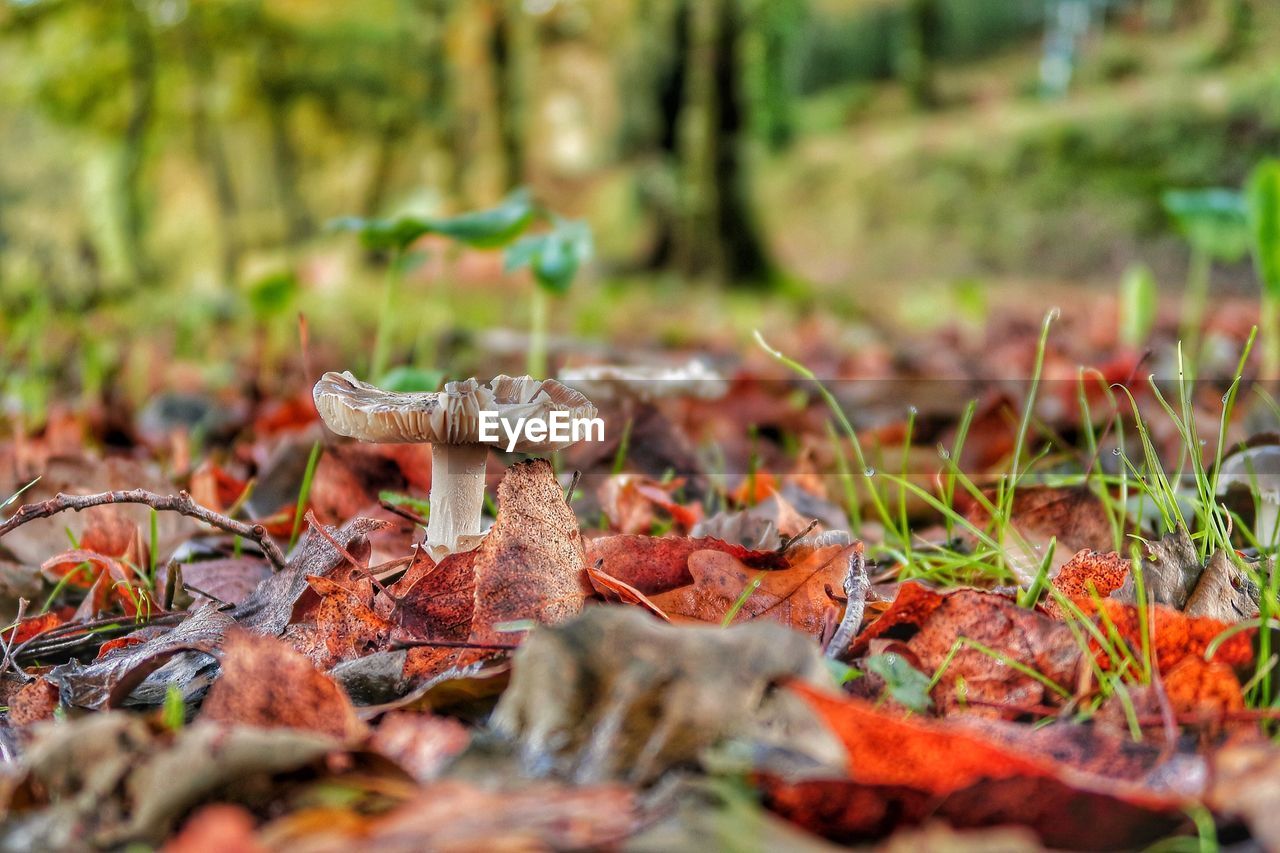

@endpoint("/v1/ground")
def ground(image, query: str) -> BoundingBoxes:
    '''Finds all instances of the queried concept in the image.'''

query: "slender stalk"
[1262,290,1280,380]
[371,249,404,381]
[528,285,549,377]
[1180,247,1212,378]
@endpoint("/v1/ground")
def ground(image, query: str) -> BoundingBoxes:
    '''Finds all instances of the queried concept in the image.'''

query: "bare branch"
[0,489,287,571]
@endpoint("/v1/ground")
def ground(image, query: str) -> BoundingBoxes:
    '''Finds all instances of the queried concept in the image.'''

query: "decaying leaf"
[491,606,843,784]
[50,605,234,710]
[259,779,637,851]
[1209,739,1280,851]
[651,542,865,637]
[1114,528,1260,622]
[200,628,365,740]
[1045,548,1130,618]
[467,459,592,644]
[965,485,1119,582]
[849,583,1080,715]
[233,517,389,635]
[762,682,1192,850]
[1,713,335,848]
[367,712,470,782]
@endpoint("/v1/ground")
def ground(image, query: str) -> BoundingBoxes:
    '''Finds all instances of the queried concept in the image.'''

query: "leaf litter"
[4,314,1280,849]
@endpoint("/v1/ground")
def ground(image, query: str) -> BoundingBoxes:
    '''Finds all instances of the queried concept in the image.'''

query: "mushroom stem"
[426,442,490,558]
[1258,501,1280,551]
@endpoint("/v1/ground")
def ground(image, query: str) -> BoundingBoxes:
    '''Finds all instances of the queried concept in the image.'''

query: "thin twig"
[0,489,287,571]
[0,598,29,678]
[304,509,390,597]
[391,638,520,651]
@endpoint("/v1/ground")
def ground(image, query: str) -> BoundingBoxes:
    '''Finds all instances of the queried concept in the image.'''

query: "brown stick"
[0,489,288,571]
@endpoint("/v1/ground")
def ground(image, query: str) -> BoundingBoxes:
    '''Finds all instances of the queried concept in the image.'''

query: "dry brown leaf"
[904,588,1080,716]
[261,780,637,852]
[467,459,591,644]
[367,712,470,782]
[201,628,365,740]
[651,543,860,636]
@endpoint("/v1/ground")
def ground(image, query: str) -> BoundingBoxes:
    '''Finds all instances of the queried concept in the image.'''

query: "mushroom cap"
[313,371,598,452]
[557,359,727,403]
[1218,439,1280,500]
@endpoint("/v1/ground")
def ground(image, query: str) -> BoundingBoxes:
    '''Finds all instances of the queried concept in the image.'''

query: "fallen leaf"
[49,605,234,710]
[1210,739,1280,850]
[651,542,864,637]
[467,459,592,644]
[491,606,842,784]
[762,682,1191,850]
[1114,528,1259,622]
[1045,548,1130,618]
[7,677,60,726]
[200,628,365,740]
[903,587,1080,715]
[585,534,795,596]
[367,712,470,782]
[164,804,265,853]
[1,713,335,848]
[233,517,389,635]
[965,486,1119,583]
[260,780,637,851]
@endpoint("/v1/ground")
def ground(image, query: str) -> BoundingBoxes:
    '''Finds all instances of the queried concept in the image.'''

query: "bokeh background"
[1,0,1277,415]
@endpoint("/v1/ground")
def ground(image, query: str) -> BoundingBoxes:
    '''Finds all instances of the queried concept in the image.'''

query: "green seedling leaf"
[1162,188,1250,262]
[864,652,933,713]
[1247,159,1280,298]
[426,188,536,248]
[329,214,433,253]
[246,270,298,319]
[162,684,185,732]
[376,365,444,393]
[1119,263,1157,349]
[504,219,593,294]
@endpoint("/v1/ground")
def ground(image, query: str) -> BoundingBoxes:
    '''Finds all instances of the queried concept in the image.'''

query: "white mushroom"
[558,359,727,405]
[313,371,596,561]
[1218,441,1280,550]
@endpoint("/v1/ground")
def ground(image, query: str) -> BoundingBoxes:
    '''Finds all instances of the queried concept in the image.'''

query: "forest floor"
[2,288,1280,850]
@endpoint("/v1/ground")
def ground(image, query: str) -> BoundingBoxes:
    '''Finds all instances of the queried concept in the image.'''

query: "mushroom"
[558,358,728,405]
[313,371,597,561]
[1218,438,1280,549]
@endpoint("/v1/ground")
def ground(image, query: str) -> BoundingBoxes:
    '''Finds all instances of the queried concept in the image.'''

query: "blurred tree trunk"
[361,115,408,218]
[257,50,313,245]
[120,0,156,284]
[898,0,941,109]
[492,0,534,189]
[181,7,241,286]
[1206,0,1253,65]
[674,0,772,284]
